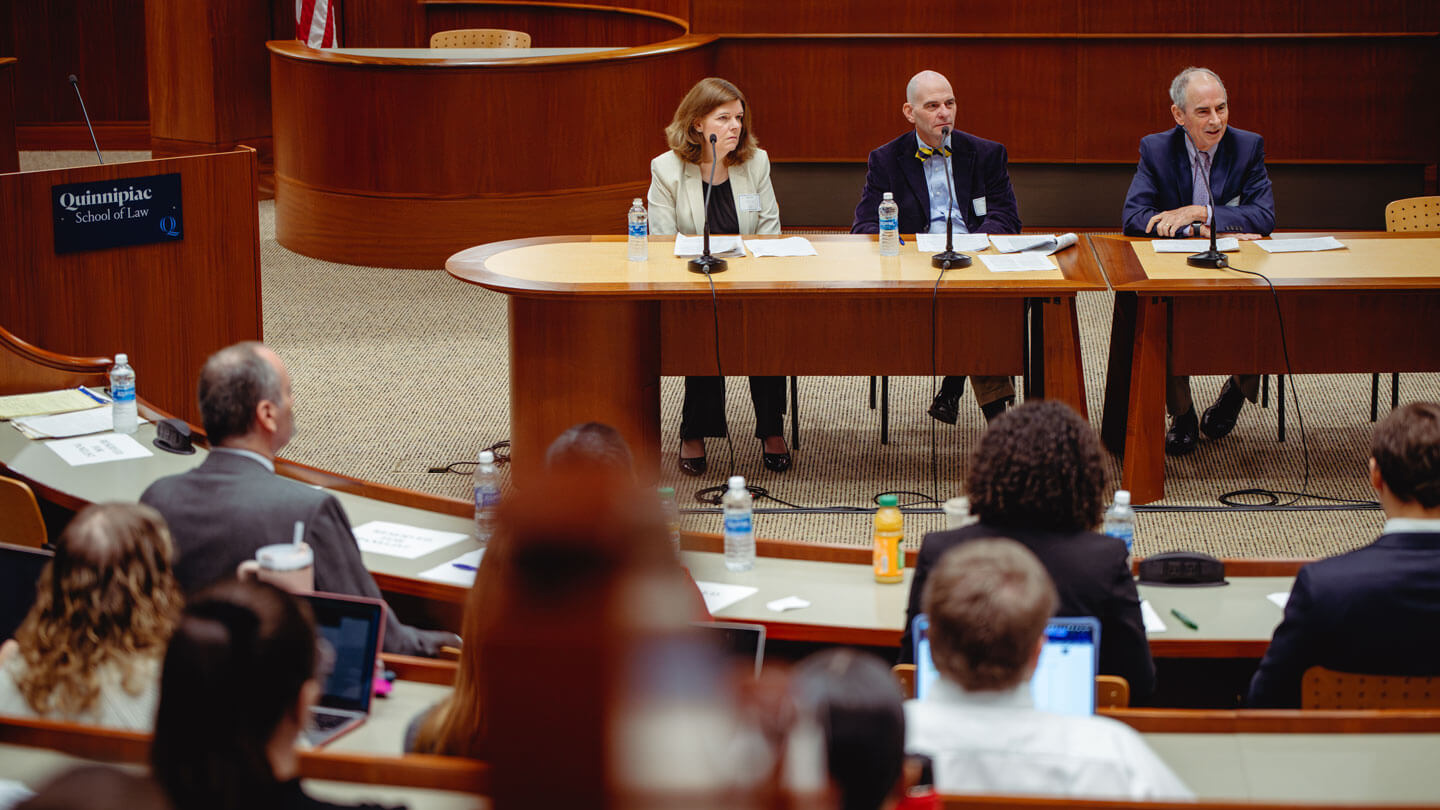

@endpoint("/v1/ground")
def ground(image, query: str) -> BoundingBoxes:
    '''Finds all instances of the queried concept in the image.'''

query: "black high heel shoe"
[760,438,791,473]
[678,439,707,476]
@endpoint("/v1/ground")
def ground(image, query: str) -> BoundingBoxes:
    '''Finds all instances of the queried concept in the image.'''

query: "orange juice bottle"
[873,494,904,583]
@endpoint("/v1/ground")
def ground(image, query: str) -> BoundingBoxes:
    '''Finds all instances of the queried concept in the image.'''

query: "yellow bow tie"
[916,143,952,161]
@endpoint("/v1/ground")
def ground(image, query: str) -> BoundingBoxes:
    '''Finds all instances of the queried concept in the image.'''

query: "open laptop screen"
[692,620,766,678]
[0,543,54,642]
[304,592,383,712]
[912,614,1100,716]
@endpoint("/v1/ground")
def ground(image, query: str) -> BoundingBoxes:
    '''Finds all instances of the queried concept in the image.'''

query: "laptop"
[303,592,385,747]
[0,543,54,642]
[912,614,1101,716]
[692,620,766,678]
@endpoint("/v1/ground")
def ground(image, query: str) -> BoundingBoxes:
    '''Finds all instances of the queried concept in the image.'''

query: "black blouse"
[701,179,739,235]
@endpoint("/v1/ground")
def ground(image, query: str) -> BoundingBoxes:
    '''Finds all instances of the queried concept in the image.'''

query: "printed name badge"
[736,193,762,213]
[972,196,987,217]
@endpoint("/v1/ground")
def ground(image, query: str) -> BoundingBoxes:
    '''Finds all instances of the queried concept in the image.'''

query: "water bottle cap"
[478,450,495,464]
[115,353,128,365]
[877,494,898,507]
[632,198,643,206]
[882,192,893,200]
[1114,490,1131,505]
[728,475,745,490]
[657,486,675,498]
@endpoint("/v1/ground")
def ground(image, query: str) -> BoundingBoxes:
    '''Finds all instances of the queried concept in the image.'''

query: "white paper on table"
[45,433,153,466]
[745,237,818,257]
[989,233,1077,255]
[1267,591,1290,610]
[979,253,1056,272]
[417,549,485,586]
[1140,600,1167,633]
[352,520,469,560]
[693,580,758,613]
[1151,237,1240,253]
[766,595,812,612]
[914,232,990,253]
[673,235,746,258]
[11,406,148,439]
[1254,236,1346,253]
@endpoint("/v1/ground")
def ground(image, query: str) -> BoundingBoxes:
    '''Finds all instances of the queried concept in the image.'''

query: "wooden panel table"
[1095,233,1440,504]
[446,233,1106,483]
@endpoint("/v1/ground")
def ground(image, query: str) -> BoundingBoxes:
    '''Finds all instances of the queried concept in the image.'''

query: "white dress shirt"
[905,678,1193,801]
[1382,517,1440,534]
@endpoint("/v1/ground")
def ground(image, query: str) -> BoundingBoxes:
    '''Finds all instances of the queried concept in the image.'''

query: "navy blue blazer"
[851,130,1021,235]
[1247,531,1440,708]
[1121,126,1275,237]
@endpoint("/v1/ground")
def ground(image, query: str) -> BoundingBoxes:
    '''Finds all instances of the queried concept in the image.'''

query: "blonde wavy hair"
[14,502,183,717]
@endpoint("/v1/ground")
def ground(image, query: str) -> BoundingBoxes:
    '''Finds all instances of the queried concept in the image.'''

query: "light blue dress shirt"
[917,133,969,235]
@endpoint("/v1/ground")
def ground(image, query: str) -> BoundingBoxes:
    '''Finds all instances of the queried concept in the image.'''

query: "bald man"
[851,70,1020,426]
[1121,67,1275,456]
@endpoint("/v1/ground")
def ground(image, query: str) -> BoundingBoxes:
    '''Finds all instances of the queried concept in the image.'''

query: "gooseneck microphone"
[67,74,104,165]
[1186,139,1227,269]
[688,133,728,275]
[930,126,971,270]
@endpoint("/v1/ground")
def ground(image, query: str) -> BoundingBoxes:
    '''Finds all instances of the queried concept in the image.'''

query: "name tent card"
[51,173,184,254]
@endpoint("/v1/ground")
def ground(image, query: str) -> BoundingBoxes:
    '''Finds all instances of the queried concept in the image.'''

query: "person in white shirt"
[906,538,1193,801]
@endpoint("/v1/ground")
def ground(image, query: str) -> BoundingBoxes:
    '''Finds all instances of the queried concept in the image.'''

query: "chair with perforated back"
[429,28,531,49]
[0,476,47,547]
[1369,196,1440,419]
[1302,665,1440,709]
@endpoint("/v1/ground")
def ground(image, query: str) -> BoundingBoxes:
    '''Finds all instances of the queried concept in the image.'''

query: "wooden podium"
[0,148,263,425]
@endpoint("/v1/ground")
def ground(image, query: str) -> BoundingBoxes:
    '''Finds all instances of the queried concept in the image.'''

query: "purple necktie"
[1191,150,1212,208]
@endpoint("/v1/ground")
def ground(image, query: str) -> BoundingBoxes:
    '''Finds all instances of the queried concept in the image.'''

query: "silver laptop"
[913,615,1101,715]
[303,592,385,747]
[693,620,767,678]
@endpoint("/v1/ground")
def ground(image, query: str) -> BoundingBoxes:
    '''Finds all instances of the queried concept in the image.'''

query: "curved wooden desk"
[446,233,1106,484]
[267,36,715,268]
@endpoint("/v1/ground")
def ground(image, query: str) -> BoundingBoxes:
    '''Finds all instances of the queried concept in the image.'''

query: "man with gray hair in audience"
[141,341,457,657]
[907,537,1192,800]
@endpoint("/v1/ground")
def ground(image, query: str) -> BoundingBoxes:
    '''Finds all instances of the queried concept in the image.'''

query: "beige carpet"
[22,151,1438,560]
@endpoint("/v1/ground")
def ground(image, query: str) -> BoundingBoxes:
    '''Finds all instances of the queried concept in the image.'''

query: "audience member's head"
[1370,401,1440,513]
[922,538,1058,692]
[151,580,319,810]
[790,649,906,810]
[544,422,635,478]
[11,502,181,718]
[967,400,1106,533]
[197,341,294,453]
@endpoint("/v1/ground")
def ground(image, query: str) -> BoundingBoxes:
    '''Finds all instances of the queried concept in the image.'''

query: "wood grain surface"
[0,58,15,173]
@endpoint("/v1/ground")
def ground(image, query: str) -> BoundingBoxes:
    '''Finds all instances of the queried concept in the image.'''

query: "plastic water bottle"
[627,198,648,261]
[872,494,904,583]
[658,486,682,556]
[109,353,137,435]
[1103,489,1136,564]
[473,450,501,545]
[878,192,900,256]
[722,475,755,572]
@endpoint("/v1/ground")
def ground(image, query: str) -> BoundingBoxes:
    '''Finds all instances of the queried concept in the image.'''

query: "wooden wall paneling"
[9,0,148,128]
[0,58,16,173]
[1080,0,1440,34]
[422,2,687,48]
[343,0,422,46]
[690,0,1078,34]
[0,150,263,424]
[717,38,1078,162]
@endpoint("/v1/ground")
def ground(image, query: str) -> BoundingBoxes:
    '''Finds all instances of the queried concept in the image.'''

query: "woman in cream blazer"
[647,77,787,476]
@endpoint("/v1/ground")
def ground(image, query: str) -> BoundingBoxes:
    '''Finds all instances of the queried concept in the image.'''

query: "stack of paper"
[1255,237,1346,253]
[11,406,147,439]
[979,253,1056,272]
[0,387,109,420]
[990,233,1078,255]
[673,235,746,258]
[914,233,991,252]
[746,237,818,257]
[1152,238,1240,253]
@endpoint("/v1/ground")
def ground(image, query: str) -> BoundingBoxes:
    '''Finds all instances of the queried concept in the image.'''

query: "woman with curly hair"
[0,502,183,730]
[899,400,1156,701]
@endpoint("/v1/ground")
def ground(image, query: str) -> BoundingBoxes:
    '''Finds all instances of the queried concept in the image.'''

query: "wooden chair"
[429,28,531,49]
[1370,196,1440,419]
[893,664,1131,708]
[0,476,46,547]
[1302,665,1440,710]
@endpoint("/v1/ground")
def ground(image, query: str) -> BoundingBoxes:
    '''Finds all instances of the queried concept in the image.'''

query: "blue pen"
[898,235,906,245]
[452,563,477,572]
[77,386,109,405]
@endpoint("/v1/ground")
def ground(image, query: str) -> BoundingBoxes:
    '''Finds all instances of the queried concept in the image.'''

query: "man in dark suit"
[140,342,457,657]
[851,69,1021,426]
[1121,67,1276,456]
[1248,401,1440,708]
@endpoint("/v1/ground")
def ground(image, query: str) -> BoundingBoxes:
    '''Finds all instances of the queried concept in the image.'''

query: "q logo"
[159,216,179,237]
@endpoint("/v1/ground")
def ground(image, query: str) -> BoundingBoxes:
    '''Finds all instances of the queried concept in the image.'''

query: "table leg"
[1039,296,1088,419]
[1101,291,1137,456]
[1120,295,1168,504]
[507,297,660,486]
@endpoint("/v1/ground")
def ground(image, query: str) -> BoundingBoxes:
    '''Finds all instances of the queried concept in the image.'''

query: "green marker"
[1170,608,1199,630]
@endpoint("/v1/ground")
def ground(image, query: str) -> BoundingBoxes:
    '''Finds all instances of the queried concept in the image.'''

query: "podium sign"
[51,173,184,254]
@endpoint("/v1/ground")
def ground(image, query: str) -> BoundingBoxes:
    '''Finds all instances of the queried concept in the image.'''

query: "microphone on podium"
[931,125,971,270]
[688,133,728,275]
[1186,137,1227,269]
[67,74,104,165]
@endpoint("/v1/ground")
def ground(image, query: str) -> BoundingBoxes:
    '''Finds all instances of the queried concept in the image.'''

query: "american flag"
[296,0,338,48]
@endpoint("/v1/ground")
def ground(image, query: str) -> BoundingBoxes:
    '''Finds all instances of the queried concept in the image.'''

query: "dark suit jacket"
[851,130,1021,235]
[899,522,1156,701]
[1121,125,1275,237]
[1247,531,1440,708]
[139,450,453,658]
